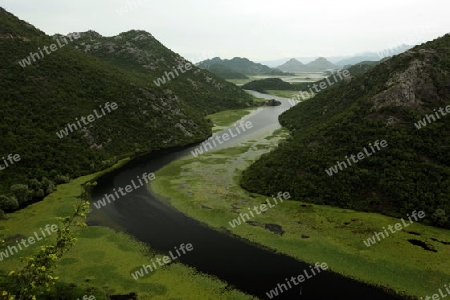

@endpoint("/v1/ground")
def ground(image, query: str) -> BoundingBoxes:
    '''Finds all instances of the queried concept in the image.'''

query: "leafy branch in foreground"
[1,187,91,300]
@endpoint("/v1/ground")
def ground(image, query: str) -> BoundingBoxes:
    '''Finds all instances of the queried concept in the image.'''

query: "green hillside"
[241,78,294,92]
[197,57,290,76]
[0,8,253,208]
[241,34,450,228]
[71,30,252,114]
[198,64,248,79]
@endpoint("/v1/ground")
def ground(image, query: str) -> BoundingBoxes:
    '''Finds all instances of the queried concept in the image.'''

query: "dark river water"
[89,91,403,299]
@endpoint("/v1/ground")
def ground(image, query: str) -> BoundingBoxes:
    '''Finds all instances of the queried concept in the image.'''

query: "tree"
[0,195,19,211]
[35,189,45,198]
[1,189,90,299]
[54,175,70,184]
[41,178,55,195]
[28,179,41,191]
[432,209,448,227]
[10,185,30,205]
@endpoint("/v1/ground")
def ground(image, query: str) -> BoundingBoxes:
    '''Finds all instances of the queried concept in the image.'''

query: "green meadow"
[152,125,450,299]
[0,159,254,299]
[266,90,299,98]
[207,109,254,133]
[2,107,449,299]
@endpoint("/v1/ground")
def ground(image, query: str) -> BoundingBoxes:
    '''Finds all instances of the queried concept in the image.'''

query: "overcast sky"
[1,0,448,63]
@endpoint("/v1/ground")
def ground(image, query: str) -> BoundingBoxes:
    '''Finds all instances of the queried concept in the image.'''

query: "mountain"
[277,57,338,72]
[70,30,252,114]
[241,34,450,228]
[335,53,382,66]
[335,46,413,66]
[259,57,320,67]
[201,64,248,79]
[260,46,414,68]
[375,44,414,60]
[306,57,338,71]
[197,57,289,76]
[0,8,253,204]
[241,78,294,93]
[241,61,378,94]
[275,58,304,73]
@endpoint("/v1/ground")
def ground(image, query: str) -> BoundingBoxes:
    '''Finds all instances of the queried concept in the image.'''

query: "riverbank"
[151,123,450,299]
[0,159,255,299]
[207,109,254,133]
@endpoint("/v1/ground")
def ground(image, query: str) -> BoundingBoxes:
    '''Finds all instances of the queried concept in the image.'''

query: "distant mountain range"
[335,45,413,66]
[277,57,338,72]
[260,45,414,68]
[197,48,414,77]
[196,57,291,78]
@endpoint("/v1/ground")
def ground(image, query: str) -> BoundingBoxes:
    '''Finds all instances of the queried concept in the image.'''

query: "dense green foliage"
[0,8,254,202]
[199,64,248,79]
[197,57,292,76]
[71,30,253,115]
[241,78,295,93]
[241,35,450,228]
[1,196,90,299]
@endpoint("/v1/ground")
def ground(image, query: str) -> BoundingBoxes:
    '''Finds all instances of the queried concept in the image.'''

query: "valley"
[1,3,449,300]
[149,92,450,299]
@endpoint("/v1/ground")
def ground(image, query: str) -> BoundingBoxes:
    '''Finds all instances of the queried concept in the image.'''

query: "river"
[89,91,403,299]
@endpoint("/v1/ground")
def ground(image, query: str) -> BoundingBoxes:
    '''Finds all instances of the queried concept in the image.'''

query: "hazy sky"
[1,0,448,63]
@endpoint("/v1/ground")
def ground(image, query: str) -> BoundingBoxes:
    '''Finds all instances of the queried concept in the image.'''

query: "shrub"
[0,195,19,210]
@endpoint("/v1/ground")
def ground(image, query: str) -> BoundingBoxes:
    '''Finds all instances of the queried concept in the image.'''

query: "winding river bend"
[89,91,402,299]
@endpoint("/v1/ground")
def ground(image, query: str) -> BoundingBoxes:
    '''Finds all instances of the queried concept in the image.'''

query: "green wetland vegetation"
[241,36,450,229]
[1,5,449,300]
[0,159,255,299]
[152,124,450,299]
[206,109,254,133]
[266,90,299,98]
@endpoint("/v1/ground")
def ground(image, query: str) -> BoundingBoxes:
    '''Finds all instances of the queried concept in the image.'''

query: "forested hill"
[0,7,253,210]
[241,34,450,228]
[197,57,289,76]
[70,30,252,114]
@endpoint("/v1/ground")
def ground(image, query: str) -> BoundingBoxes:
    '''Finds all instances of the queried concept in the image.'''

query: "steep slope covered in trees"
[241,35,450,228]
[197,57,289,76]
[0,7,253,210]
